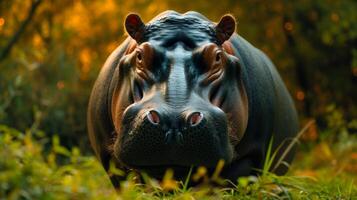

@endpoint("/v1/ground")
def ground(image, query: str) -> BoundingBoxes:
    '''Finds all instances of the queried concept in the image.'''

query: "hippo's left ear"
[215,14,236,45]
[125,13,146,43]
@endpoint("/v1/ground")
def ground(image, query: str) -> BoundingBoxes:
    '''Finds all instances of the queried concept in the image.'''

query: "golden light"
[80,48,91,72]
[57,81,65,90]
[284,22,293,32]
[352,67,357,77]
[0,18,5,26]
[296,91,305,101]
[351,153,357,160]
[192,166,207,182]
[161,169,179,191]
[330,13,339,22]
[302,121,318,141]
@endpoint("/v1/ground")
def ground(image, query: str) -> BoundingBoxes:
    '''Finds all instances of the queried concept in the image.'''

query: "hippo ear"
[125,13,146,42]
[215,14,236,45]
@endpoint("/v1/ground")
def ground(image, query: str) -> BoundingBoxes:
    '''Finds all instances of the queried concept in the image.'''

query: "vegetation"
[0,0,356,199]
[1,118,356,199]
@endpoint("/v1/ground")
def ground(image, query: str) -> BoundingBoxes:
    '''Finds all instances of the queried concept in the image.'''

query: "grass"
[0,123,356,200]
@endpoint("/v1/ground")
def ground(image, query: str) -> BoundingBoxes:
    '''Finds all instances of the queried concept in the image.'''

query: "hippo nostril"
[165,129,183,145]
[176,131,183,145]
[164,130,173,144]
[188,112,203,127]
[147,110,160,125]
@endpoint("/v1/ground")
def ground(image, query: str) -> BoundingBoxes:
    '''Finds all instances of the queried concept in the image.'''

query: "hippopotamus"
[87,11,299,187]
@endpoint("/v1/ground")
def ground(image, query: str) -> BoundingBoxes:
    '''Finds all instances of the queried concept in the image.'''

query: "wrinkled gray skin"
[87,11,299,187]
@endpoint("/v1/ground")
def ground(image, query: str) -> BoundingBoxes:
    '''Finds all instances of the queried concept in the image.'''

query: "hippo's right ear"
[125,13,146,43]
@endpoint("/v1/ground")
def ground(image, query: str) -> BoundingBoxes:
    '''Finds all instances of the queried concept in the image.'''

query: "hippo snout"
[114,103,233,170]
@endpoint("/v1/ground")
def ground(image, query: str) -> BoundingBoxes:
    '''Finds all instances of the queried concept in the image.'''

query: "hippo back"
[226,35,299,177]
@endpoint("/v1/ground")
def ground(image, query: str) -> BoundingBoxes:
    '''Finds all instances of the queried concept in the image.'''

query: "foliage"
[0,125,117,200]
[0,123,356,199]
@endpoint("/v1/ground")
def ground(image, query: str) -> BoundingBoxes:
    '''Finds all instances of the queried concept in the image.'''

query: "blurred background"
[0,0,356,152]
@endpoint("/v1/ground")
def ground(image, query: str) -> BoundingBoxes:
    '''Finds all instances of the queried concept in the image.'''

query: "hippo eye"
[215,51,222,63]
[136,50,143,63]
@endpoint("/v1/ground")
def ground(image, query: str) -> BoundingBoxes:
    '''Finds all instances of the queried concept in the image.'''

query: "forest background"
[0,0,356,199]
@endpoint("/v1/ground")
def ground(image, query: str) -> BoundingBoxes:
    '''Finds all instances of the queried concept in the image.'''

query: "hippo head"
[110,12,248,177]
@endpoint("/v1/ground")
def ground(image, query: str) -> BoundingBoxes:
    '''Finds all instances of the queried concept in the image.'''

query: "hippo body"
[87,11,298,187]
